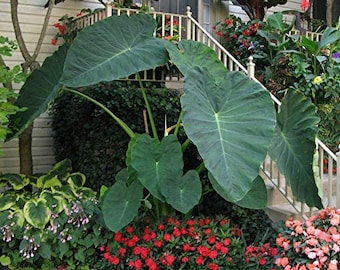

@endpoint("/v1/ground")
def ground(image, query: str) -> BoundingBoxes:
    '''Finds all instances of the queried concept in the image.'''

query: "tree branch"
[32,0,54,64]
[10,0,31,69]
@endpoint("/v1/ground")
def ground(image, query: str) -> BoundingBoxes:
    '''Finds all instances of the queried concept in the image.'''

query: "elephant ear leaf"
[268,91,322,208]
[182,67,276,202]
[7,44,69,140]
[102,180,144,232]
[166,40,226,83]
[209,173,267,209]
[61,13,170,88]
[161,170,202,213]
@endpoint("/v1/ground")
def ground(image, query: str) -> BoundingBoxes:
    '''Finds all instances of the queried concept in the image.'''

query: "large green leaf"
[210,174,267,209]
[7,44,68,140]
[61,14,170,87]
[166,40,226,83]
[102,180,144,232]
[181,67,276,202]
[130,134,183,202]
[161,170,202,213]
[0,194,17,211]
[23,198,51,229]
[268,91,322,208]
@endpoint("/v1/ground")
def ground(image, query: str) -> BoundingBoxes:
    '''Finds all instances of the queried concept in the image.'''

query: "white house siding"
[0,0,102,174]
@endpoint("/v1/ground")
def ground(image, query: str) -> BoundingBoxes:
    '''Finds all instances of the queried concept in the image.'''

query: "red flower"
[259,257,267,266]
[160,254,175,266]
[126,226,135,234]
[195,255,205,265]
[173,227,181,237]
[208,250,218,259]
[154,240,162,248]
[108,256,120,265]
[181,256,189,263]
[163,233,172,242]
[114,231,124,242]
[223,238,231,246]
[207,236,216,244]
[215,31,224,37]
[183,243,192,252]
[118,247,126,256]
[51,38,58,46]
[224,18,234,26]
[300,0,310,11]
[197,245,210,257]
[187,219,195,226]
[208,262,219,270]
[242,29,251,36]
[158,223,165,230]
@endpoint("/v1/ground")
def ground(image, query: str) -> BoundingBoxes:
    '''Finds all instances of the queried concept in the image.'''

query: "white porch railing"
[72,4,340,219]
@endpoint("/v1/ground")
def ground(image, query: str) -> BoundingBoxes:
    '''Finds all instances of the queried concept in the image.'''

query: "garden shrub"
[50,81,197,191]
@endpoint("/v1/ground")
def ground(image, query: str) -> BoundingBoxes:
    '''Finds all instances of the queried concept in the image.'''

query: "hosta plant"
[0,159,113,269]
[7,13,322,232]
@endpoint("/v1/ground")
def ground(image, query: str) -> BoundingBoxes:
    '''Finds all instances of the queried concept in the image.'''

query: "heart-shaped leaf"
[269,91,322,208]
[102,180,144,232]
[23,199,51,229]
[61,14,170,87]
[181,67,275,202]
[39,190,66,214]
[7,44,68,140]
[130,134,183,201]
[161,170,202,213]
[166,40,226,83]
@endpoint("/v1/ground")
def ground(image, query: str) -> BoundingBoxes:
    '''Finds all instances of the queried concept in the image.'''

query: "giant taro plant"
[7,13,322,231]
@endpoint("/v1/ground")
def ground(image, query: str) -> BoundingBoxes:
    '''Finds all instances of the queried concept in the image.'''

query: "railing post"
[106,1,112,18]
[247,56,255,79]
[336,149,340,208]
[186,6,192,40]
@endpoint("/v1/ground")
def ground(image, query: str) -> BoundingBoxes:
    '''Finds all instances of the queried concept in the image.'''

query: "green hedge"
[50,81,189,191]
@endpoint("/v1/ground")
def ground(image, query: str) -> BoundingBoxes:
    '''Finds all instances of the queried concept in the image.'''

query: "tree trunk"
[10,0,54,176]
[19,126,33,175]
[326,0,334,26]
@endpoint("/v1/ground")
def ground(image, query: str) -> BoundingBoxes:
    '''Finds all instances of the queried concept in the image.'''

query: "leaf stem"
[137,73,159,141]
[63,87,135,138]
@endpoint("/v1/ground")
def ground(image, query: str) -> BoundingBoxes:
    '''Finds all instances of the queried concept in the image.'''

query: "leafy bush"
[0,160,113,269]
[50,81,190,191]
[0,36,27,154]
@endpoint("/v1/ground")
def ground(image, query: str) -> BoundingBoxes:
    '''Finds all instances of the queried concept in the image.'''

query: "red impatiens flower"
[195,255,205,265]
[208,262,219,270]
[51,38,58,46]
[300,0,310,11]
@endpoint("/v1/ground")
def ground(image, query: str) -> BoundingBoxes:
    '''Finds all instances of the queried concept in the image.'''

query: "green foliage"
[0,160,113,269]
[0,36,27,154]
[215,14,340,150]
[50,81,184,190]
[8,14,322,232]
